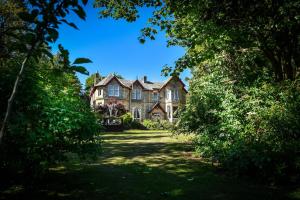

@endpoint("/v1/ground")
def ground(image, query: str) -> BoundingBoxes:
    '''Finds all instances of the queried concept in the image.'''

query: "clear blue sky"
[52,2,189,86]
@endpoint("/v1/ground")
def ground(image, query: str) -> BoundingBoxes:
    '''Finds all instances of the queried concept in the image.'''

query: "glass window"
[132,89,142,99]
[114,85,119,96]
[137,89,142,99]
[153,93,159,101]
[108,84,119,97]
[174,89,179,100]
[98,89,101,96]
[167,106,171,118]
[133,108,140,119]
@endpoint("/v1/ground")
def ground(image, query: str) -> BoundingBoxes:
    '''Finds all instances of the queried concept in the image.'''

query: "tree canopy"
[94,0,300,81]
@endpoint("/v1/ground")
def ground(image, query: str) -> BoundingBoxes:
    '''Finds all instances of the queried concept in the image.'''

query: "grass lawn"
[1,130,299,200]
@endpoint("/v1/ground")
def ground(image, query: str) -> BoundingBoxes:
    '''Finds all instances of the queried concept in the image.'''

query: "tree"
[0,0,92,144]
[94,0,300,81]
[0,53,100,175]
[85,72,102,94]
[112,72,124,79]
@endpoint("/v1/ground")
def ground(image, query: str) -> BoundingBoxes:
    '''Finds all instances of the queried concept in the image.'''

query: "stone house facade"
[90,74,187,122]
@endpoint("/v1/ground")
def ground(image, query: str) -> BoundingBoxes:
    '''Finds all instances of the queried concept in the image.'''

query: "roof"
[148,102,166,113]
[90,73,187,96]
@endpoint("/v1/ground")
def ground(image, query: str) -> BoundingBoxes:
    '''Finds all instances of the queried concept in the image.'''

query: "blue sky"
[52,2,189,86]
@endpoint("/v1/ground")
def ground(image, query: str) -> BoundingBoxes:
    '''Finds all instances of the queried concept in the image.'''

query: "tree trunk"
[0,55,29,144]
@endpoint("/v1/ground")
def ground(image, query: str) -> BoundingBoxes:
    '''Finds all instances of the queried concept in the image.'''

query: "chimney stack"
[143,76,147,83]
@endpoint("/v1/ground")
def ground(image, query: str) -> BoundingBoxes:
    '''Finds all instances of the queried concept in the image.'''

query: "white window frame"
[98,89,101,96]
[167,89,172,100]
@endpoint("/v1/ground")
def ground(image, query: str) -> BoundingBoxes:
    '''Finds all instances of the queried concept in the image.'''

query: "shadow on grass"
[0,162,296,200]
[1,131,299,200]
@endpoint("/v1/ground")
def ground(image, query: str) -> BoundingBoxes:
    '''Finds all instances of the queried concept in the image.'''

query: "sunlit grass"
[1,130,299,200]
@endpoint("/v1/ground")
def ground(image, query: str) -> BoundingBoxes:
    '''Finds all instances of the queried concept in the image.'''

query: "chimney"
[143,76,147,83]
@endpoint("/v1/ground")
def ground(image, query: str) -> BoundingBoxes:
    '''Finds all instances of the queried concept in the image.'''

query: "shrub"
[142,119,172,130]
[176,67,300,182]
[121,113,133,129]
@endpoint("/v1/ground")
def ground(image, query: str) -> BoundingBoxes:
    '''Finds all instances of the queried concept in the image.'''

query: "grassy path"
[1,130,299,200]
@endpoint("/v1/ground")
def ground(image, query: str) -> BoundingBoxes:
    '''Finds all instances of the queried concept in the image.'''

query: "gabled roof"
[159,76,188,93]
[132,79,146,90]
[148,102,166,113]
[90,73,188,96]
[95,74,131,89]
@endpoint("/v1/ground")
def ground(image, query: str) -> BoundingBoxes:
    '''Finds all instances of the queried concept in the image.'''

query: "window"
[98,89,102,96]
[167,106,171,118]
[108,84,119,97]
[167,89,172,100]
[167,89,179,100]
[133,108,141,120]
[152,93,159,101]
[173,89,179,100]
[132,88,142,100]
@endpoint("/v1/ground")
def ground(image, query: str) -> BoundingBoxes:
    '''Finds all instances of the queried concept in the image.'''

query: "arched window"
[133,107,141,120]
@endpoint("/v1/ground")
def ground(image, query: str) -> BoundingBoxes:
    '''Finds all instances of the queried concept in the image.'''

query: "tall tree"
[94,0,300,81]
[0,0,92,144]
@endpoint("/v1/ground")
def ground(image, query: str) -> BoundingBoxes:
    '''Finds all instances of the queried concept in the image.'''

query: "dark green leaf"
[72,6,86,20]
[71,66,89,75]
[73,58,92,64]
[60,19,79,30]
[18,12,35,22]
[47,28,59,42]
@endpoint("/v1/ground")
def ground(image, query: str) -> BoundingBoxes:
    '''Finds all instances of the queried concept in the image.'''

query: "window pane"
[108,85,113,96]
[132,89,136,99]
[137,89,141,99]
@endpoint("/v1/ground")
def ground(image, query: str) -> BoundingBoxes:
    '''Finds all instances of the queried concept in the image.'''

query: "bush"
[142,119,172,130]
[176,66,300,182]
[121,113,134,129]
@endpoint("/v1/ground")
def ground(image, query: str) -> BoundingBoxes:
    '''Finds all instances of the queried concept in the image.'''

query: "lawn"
[1,130,299,200]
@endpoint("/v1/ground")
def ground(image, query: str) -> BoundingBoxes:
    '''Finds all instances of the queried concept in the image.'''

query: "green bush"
[142,119,172,130]
[176,66,300,182]
[121,113,134,129]
[130,120,147,130]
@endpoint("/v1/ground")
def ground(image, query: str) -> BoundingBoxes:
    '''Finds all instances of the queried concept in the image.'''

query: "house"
[89,73,187,122]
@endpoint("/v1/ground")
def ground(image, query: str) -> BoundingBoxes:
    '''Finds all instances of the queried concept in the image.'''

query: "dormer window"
[108,84,119,97]
[132,88,142,100]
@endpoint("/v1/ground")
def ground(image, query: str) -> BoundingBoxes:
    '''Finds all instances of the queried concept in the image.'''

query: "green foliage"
[0,55,101,177]
[176,64,300,182]
[85,72,102,95]
[142,119,172,130]
[94,0,300,182]
[95,0,300,81]
[121,113,133,129]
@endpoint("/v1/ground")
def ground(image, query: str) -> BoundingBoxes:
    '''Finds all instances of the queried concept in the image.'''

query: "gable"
[148,103,166,114]
[160,76,188,93]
